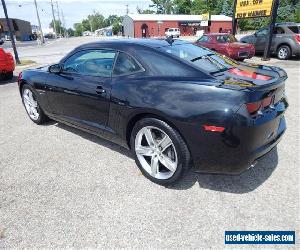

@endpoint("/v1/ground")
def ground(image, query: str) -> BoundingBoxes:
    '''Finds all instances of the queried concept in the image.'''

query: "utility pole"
[34,0,45,43]
[56,1,62,37]
[262,0,279,61]
[1,0,21,64]
[125,4,129,15]
[232,0,238,35]
[50,0,57,38]
[61,9,67,37]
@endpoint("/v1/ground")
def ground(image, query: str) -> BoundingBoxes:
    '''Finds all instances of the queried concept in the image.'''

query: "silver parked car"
[240,22,300,60]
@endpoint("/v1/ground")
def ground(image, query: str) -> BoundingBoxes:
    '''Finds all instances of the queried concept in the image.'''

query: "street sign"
[235,0,273,19]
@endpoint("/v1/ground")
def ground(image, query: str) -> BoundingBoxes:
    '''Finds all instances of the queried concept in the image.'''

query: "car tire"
[22,85,49,125]
[130,117,191,185]
[277,45,291,60]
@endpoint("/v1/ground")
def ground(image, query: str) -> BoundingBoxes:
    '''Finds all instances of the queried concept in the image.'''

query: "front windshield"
[159,43,236,73]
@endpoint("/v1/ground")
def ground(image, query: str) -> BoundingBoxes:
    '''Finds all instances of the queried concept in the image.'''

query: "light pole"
[1,0,21,64]
[34,0,45,43]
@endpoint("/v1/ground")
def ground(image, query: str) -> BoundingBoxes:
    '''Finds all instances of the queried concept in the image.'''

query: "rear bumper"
[189,98,288,174]
[0,61,15,73]
[291,44,300,57]
[229,50,255,60]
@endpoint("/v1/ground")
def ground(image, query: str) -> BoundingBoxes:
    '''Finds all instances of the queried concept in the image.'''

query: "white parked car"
[165,28,180,38]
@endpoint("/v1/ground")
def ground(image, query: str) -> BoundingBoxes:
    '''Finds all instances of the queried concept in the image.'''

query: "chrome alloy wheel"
[135,126,178,180]
[278,47,288,59]
[23,88,39,121]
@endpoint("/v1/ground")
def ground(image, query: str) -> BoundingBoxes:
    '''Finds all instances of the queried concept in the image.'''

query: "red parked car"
[0,48,15,80]
[195,33,255,60]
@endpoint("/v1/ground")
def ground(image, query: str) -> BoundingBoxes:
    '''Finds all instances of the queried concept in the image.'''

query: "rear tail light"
[246,96,272,115]
[228,68,271,81]
[295,34,300,43]
[18,72,22,82]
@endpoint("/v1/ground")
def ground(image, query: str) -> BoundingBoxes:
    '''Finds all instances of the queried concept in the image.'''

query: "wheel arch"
[18,79,27,96]
[125,112,192,160]
[276,43,292,53]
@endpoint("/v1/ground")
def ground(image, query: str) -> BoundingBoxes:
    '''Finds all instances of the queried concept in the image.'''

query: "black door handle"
[96,86,106,94]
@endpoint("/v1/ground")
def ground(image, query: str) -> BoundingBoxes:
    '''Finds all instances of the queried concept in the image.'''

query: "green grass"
[17,60,36,66]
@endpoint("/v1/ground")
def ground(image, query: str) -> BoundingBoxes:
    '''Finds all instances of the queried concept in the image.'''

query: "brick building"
[122,14,233,38]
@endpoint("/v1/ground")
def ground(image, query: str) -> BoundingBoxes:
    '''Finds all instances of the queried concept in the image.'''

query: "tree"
[137,6,155,14]
[174,0,192,14]
[49,20,65,35]
[112,22,121,35]
[151,0,174,14]
[73,23,83,36]
[66,28,75,37]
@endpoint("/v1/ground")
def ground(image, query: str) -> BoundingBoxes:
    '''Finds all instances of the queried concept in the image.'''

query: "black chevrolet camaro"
[18,39,288,185]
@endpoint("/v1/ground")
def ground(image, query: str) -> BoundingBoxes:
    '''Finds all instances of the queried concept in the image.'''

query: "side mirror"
[49,64,63,74]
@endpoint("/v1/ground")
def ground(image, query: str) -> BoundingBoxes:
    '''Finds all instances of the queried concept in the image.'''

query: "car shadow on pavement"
[0,75,17,85]
[168,147,278,194]
[51,121,278,194]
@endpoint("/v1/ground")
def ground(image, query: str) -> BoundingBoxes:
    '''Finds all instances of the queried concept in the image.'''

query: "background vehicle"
[195,33,255,60]
[18,39,288,185]
[165,28,180,38]
[0,48,15,80]
[240,22,300,60]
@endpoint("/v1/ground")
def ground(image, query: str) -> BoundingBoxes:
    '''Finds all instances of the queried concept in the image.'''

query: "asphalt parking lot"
[0,38,299,249]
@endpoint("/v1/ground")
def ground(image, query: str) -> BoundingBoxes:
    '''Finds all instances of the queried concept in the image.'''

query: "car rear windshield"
[287,26,300,33]
[159,43,235,73]
[216,35,237,43]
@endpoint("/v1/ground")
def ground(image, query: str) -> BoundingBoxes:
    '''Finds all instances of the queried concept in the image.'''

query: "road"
[0,37,299,249]
[3,37,113,65]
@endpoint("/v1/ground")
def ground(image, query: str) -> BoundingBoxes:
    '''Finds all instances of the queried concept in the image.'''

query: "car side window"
[63,49,116,77]
[113,52,142,76]
[274,27,285,34]
[256,29,268,37]
[198,36,209,42]
[216,36,227,43]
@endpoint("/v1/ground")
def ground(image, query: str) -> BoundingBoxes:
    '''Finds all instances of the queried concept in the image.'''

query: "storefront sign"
[179,21,201,27]
[200,21,208,27]
[235,0,273,19]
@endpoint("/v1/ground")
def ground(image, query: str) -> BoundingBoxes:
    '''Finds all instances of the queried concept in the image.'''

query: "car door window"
[198,36,210,42]
[113,52,143,76]
[63,49,116,77]
[274,27,285,34]
[256,29,268,37]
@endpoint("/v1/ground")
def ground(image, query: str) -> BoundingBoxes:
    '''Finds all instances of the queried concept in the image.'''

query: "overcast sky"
[1,0,151,30]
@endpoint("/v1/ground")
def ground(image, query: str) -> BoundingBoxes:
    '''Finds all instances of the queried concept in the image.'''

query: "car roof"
[276,22,300,26]
[77,38,189,50]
